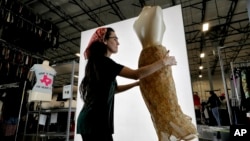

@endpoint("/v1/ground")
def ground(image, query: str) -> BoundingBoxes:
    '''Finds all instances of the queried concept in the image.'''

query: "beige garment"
[139,45,197,141]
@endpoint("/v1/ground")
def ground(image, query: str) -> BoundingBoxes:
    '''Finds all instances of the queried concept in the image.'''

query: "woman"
[77,27,176,141]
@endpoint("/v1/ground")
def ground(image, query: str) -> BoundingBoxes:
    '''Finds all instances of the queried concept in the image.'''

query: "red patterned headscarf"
[84,27,107,59]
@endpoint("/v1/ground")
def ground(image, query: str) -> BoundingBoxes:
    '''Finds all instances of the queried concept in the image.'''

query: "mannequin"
[133,6,165,48]
[29,60,56,101]
[134,6,198,141]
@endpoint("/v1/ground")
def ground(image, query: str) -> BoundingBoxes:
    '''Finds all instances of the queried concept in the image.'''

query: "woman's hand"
[165,56,177,66]
[163,51,177,66]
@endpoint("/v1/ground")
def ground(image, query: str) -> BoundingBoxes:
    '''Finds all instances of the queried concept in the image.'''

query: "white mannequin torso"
[41,60,54,71]
[133,6,166,48]
[29,60,56,101]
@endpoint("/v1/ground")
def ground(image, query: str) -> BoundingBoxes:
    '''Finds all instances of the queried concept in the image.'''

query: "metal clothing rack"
[230,61,250,104]
[0,38,46,141]
[218,46,250,125]
[0,82,19,89]
[0,82,26,141]
[22,60,78,141]
[218,46,233,125]
[231,61,250,67]
[229,61,250,105]
[0,39,49,62]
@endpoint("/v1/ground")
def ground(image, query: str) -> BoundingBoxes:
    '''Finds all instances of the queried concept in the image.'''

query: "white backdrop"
[75,5,197,141]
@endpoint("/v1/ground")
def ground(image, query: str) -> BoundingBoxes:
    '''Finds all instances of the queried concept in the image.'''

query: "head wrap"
[84,27,107,59]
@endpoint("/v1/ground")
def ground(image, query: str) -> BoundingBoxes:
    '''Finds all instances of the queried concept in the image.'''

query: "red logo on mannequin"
[40,75,52,86]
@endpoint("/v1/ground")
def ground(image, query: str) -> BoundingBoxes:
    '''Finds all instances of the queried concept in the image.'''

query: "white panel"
[75,5,197,141]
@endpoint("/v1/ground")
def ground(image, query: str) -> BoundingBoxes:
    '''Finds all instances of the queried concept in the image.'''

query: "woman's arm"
[119,53,176,80]
[116,81,139,94]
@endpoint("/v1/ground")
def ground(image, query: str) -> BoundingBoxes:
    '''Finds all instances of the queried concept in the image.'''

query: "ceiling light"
[200,53,205,58]
[199,65,203,70]
[202,23,209,31]
[75,53,80,57]
[198,71,202,78]
[212,50,216,55]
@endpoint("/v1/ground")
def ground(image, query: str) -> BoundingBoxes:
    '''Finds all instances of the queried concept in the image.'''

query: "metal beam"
[210,0,239,75]
[71,0,105,26]
[106,0,126,20]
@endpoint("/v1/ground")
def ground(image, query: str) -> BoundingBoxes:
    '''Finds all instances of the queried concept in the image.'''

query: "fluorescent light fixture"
[75,53,80,57]
[200,53,205,58]
[199,65,203,70]
[202,23,209,31]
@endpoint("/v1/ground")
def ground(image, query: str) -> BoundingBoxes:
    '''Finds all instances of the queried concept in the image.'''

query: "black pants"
[81,133,113,141]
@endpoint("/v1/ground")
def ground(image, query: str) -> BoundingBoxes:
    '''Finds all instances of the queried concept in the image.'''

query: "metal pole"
[66,60,76,141]
[15,81,27,141]
[206,57,214,91]
[218,46,233,125]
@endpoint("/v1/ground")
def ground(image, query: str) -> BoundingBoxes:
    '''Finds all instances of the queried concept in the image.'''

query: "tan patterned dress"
[138,45,197,141]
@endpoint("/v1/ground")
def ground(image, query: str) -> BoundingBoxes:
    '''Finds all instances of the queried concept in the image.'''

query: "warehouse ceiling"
[15,0,250,81]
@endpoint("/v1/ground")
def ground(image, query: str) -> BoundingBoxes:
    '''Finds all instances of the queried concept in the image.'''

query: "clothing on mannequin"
[134,6,197,141]
[28,60,56,101]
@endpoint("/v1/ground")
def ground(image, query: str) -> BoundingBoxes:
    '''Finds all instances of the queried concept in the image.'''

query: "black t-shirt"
[77,56,124,135]
[207,94,221,108]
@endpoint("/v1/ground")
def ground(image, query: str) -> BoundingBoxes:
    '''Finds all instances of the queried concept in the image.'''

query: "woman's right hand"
[163,53,177,66]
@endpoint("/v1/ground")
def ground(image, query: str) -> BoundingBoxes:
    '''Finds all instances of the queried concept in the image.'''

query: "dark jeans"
[81,133,113,141]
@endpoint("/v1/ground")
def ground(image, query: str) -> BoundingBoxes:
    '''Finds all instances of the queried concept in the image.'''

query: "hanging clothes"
[0,81,30,138]
[0,1,59,53]
[230,68,242,107]
[240,67,250,112]
[0,86,22,137]
[230,66,250,125]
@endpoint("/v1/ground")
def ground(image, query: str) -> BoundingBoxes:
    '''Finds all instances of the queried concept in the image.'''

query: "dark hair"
[87,41,107,59]
[209,90,214,94]
[209,91,217,97]
[80,27,115,102]
[104,27,114,41]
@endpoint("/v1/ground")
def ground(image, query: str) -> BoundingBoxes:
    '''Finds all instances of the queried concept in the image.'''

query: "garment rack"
[218,45,250,125]
[0,39,49,62]
[0,82,19,89]
[230,61,250,102]
[0,82,25,141]
[0,39,46,141]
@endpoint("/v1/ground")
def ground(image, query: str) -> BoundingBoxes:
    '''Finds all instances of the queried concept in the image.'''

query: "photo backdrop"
[75,5,198,141]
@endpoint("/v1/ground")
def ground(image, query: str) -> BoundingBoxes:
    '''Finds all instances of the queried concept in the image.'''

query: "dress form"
[42,60,49,66]
[134,6,198,141]
[29,60,56,102]
[133,6,165,48]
